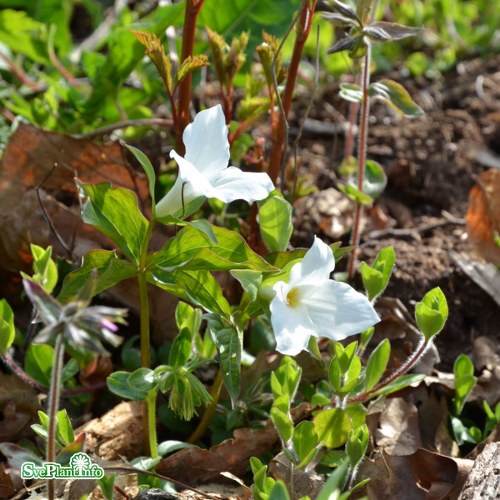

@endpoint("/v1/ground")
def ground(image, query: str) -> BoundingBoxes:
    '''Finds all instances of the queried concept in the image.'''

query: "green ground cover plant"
[0,1,497,499]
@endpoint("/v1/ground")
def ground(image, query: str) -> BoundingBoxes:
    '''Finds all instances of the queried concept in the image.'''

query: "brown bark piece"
[459,442,500,500]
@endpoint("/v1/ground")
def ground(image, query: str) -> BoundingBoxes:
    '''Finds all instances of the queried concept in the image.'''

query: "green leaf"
[356,159,388,199]
[169,328,193,368]
[269,480,291,500]
[176,55,209,85]
[370,79,424,117]
[77,181,149,265]
[175,302,202,337]
[337,183,373,206]
[363,21,422,42]
[258,195,293,252]
[327,0,362,26]
[271,406,294,447]
[415,287,448,340]
[339,82,363,103]
[365,339,391,391]
[128,368,156,393]
[327,35,363,55]
[148,223,275,272]
[346,424,369,468]
[453,354,477,416]
[199,0,302,57]
[316,460,349,500]
[107,371,150,400]
[314,409,351,448]
[25,344,53,387]
[207,317,241,408]
[126,145,156,215]
[0,299,15,354]
[372,373,425,398]
[30,244,58,293]
[58,250,138,303]
[157,440,196,456]
[56,409,75,446]
[270,357,302,400]
[0,10,49,63]
[230,269,263,302]
[361,246,395,301]
[293,421,319,468]
[174,270,232,318]
[132,30,173,94]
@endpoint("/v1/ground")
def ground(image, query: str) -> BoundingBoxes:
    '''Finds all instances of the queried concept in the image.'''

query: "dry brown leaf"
[357,449,473,500]
[375,398,422,456]
[156,425,279,486]
[466,169,500,265]
[472,336,500,372]
[0,123,149,272]
[156,404,311,486]
[0,463,16,499]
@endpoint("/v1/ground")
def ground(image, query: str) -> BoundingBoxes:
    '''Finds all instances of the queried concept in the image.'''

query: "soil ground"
[291,53,500,371]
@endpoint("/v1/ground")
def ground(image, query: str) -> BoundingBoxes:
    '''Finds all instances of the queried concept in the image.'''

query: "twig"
[73,118,173,139]
[363,211,465,243]
[35,164,73,257]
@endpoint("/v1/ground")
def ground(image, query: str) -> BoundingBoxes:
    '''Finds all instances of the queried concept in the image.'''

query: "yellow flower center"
[286,287,301,308]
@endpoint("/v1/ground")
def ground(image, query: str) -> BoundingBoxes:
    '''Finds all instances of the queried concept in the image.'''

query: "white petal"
[210,167,274,203]
[155,151,215,217]
[301,281,379,340]
[183,105,230,179]
[289,236,335,287]
[270,284,314,356]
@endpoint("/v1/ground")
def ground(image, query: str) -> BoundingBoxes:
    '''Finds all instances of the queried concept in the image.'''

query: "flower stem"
[138,219,155,455]
[187,370,223,444]
[47,333,65,500]
[347,40,372,281]
[176,0,205,154]
[146,388,159,458]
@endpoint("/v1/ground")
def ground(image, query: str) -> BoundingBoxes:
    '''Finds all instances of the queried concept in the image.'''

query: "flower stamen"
[286,287,301,308]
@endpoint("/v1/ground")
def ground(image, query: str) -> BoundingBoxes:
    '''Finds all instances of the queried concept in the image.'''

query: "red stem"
[347,42,371,280]
[348,338,429,403]
[176,0,205,153]
[268,0,318,186]
[0,53,42,91]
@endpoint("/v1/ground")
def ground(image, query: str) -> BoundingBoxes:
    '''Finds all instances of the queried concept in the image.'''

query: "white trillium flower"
[270,237,380,356]
[155,104,274,217]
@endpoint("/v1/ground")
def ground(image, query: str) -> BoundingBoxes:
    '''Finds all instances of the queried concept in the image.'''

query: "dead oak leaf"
[466,168,500,265]
[156,403,311,486]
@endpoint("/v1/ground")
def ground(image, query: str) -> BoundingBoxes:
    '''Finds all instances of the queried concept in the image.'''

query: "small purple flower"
[23,280,127,355]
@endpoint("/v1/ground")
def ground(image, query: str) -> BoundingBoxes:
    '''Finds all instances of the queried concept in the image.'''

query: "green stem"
[138,219,155,454]
[187,370,224,444]
[147,388,159,458]
[47,334,65,500]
